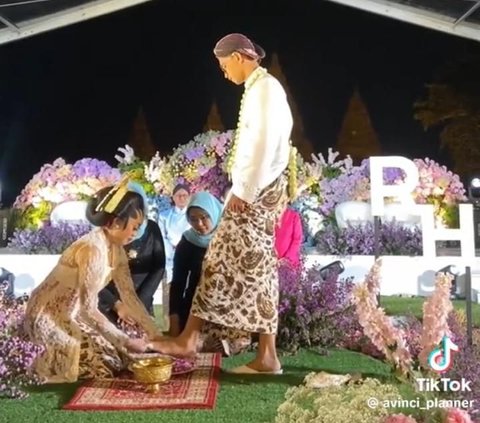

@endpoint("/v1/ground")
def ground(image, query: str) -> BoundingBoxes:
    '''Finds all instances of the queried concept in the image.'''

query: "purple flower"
[314,221,423,256]
[277,261,380,355]
[72,158,119,180]
[0,284,45,399]
[8,222,91,254]
[183,146,205,161]
[445,313,480,418]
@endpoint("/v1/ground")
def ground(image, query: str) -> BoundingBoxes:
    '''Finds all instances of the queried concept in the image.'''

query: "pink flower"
[353,259,413,374]
[384,414,417,423]
[418,272,453,367]
[445,408,473,423]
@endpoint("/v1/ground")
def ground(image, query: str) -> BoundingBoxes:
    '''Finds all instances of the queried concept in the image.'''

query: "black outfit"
[98,219,165,322]
[169,235,206,331]
[0,267,14,299]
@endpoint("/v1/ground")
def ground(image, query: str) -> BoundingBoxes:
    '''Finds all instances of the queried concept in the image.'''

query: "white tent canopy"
[0,0,153,45]
[326,0,480,43]
[0,0,479,46]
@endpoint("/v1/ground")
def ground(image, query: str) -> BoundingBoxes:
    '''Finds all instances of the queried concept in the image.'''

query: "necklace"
[226,67,268,178]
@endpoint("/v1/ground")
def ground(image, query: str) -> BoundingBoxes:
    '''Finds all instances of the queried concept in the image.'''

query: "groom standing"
[150,33,293,374]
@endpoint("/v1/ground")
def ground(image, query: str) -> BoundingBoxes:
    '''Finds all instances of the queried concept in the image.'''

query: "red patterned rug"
[64,353,221,411]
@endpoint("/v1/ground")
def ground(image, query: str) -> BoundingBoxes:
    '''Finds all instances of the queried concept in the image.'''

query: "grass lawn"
[381,295,480,326]
[0,297,471,423]
[0,349,392,423]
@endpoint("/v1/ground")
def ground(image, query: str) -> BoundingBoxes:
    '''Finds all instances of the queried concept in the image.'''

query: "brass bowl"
[129,356,173,393]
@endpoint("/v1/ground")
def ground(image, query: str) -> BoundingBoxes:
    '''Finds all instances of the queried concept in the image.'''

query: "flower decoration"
[313,152,466,228]
[114,145,157,196]
[412,158,467,227]
[8,222,91,254]
[157,130,234,198]
[0,284,44,398]
[13,158,120,228]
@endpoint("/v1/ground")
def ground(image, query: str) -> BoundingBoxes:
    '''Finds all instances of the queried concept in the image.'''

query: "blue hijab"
[128,181,148,240]
[183,192,223,248]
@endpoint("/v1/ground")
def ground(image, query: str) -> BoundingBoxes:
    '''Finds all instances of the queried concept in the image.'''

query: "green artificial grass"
[0,349,392,423]
[381,295,480,326]
[0,296,470,423]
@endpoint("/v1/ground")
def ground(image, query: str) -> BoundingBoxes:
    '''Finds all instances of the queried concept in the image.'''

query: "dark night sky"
[0,0,479,205]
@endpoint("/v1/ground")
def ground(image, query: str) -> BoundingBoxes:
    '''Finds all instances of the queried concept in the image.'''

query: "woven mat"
[63,353,221,411]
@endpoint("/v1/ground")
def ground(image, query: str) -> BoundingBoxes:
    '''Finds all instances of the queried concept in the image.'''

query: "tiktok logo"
[428,336,460,373]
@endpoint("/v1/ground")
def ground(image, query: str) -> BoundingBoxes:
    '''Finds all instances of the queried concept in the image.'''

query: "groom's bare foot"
[245,357,282,373]
[149,337,196,358]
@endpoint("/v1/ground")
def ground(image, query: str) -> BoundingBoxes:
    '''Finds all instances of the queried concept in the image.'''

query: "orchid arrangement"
[417,273,454,368]
[412,158,467,227]
[318,158,406,219]
[11,137,467,245]
[352,260,414,376]
[13,158,120,228]
[310,152,465,229]
[114,145,157,196]
[156,130,233,198]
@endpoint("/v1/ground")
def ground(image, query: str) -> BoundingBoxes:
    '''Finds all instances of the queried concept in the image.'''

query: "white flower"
[144,152,166,184]
[114,145,136,165]
[128,249,138,259]
[304,209,324,235]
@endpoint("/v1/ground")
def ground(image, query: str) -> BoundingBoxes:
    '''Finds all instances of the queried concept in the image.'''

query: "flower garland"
[226,66,268,177]
[287,143,298,201]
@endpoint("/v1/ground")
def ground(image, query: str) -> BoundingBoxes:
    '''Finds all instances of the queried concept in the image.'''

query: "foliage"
[414,55,480,176]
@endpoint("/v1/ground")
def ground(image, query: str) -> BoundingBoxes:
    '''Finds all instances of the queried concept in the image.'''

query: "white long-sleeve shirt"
[157,206,190,281]
[231,67,293,204]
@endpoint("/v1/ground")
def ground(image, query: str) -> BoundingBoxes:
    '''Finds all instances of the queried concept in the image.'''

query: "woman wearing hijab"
[157,184,191,327]
[157,184,191,282]
[168,191,250,355]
